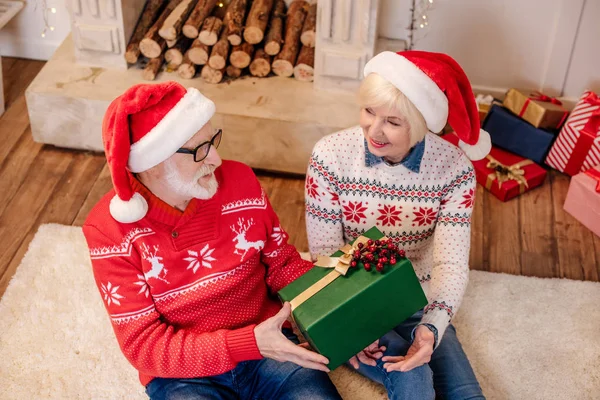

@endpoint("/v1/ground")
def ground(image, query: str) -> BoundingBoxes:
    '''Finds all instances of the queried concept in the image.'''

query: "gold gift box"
[478,103,490,125]
[502,88,569,130]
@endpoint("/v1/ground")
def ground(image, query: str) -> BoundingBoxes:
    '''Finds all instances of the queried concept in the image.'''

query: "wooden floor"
[0,58,598,298]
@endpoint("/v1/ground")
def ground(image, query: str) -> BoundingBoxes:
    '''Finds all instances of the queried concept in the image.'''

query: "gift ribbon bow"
[289,236,379,311]
[582,92,600,125]
[583,91,600,137]
[519,90,568,128]
[528,91,563,106]
[563,92,600,176]
[584,168,600,193]
[583,91,600,108]
[485,155,533,194]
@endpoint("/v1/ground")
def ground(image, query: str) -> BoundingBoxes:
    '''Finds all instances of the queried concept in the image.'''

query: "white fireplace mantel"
[66,0,146,70]
[66,0,391,90]
[314,0,381,92]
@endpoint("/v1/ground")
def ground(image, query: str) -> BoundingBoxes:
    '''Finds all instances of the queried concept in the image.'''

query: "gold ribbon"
[485,155,533,194]
[289,236,380,311]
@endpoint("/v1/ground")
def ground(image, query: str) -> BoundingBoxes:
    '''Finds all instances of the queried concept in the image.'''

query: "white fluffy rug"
[1,224,599,400]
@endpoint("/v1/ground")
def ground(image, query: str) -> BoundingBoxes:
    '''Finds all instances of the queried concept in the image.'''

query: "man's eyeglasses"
[175,129,222,162]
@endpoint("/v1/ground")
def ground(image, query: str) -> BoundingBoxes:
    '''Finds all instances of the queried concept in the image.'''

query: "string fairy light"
[36,1,57,38]
[408,0,436,49]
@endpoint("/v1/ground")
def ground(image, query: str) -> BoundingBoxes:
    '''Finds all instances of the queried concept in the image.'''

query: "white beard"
[164,159,219,200]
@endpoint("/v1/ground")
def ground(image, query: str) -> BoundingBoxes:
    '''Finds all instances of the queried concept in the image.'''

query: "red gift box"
[546,91,600,176]
[442,133,547,201]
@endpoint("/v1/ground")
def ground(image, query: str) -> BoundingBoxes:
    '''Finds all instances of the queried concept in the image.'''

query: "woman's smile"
[369,137,389,148]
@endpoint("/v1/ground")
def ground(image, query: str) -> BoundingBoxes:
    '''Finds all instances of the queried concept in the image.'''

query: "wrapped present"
[476,94,495,125]
[483,104,557,164]
[545,91,600,176]
[442,132,547,201]
[278,227,428,370]
[564,166,600,237]
[503,88,569,129]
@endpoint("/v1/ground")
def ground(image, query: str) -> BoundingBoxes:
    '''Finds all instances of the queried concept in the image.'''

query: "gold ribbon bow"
[485,155,533,194]
[290,236,380,311]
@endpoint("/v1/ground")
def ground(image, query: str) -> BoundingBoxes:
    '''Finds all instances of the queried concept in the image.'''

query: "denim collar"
[364,138,425,173]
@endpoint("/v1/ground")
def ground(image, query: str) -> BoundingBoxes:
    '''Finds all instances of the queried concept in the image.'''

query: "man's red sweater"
[83,160,312,386]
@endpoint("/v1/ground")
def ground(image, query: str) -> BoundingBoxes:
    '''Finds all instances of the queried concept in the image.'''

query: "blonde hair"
[358,73,428,147]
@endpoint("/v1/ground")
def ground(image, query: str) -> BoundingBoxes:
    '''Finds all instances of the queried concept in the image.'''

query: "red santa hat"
[363,50,491,161]
[102,81,216,223]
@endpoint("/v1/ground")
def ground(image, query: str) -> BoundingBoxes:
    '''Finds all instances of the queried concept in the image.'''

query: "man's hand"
[382,325,434,372]
[349,340,386,369]
[254,302,331,372]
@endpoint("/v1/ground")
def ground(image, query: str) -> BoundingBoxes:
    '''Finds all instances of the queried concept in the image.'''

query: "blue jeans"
[145,329,342,400]
[352,311,484,400]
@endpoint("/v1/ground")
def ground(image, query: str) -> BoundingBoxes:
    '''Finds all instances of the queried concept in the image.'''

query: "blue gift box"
[482,105,557,165]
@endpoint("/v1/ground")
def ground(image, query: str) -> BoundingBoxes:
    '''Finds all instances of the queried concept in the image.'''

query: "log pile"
[126,0,315,84]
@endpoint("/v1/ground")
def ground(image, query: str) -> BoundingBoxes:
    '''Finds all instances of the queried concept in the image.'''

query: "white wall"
[562,0,600,99]
[376,0,597,101]
[0,0,71,60]
[378,0,411,41]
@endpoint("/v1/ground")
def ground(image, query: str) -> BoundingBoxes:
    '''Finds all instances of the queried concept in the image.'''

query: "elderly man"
[83,81,341,399]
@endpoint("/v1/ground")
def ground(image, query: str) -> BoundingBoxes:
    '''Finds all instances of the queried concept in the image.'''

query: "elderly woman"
[305,51,490,399]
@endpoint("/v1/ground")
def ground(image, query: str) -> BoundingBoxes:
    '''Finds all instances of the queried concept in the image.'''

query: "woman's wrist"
[414,323,439,349]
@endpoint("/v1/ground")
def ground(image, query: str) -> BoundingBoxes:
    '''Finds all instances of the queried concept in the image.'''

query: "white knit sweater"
[305,126,476,342]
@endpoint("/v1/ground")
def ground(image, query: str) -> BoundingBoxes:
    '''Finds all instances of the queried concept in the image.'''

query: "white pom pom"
[459,129,492,161]
[109,192,148,223]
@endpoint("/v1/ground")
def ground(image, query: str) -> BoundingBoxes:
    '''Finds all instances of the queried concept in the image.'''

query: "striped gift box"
[546,91,600,176]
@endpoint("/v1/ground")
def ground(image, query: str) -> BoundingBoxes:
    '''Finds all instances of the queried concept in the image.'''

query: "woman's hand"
[349,340,387,369]
[381,325,434,372]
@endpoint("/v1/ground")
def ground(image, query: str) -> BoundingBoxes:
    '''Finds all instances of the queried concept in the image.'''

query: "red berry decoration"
[351,238,399,273]
[399,249,406,258]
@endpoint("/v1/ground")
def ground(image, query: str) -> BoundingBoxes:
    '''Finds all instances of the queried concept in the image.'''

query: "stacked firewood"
[125,0,316,84]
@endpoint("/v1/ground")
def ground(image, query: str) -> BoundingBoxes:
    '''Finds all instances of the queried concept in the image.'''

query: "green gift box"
[278,227,428,370]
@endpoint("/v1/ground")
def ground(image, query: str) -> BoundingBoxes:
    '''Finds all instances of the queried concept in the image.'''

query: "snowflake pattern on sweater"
[83,160,312,386]
[305,126,476,342]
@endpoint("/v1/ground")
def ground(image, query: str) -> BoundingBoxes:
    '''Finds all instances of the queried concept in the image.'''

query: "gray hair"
[358,73,428,147]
